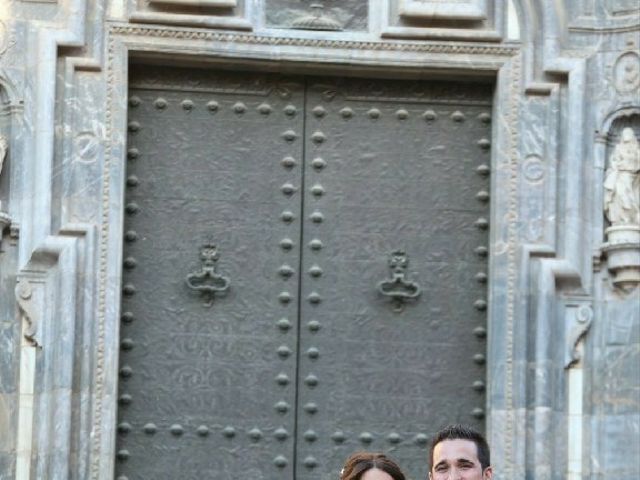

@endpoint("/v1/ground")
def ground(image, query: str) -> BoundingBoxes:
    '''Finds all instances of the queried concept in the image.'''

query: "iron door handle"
[185,243,231,307]
[377,250,421,312]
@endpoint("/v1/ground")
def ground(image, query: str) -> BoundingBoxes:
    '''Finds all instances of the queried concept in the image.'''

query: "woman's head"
[340,452,406,480]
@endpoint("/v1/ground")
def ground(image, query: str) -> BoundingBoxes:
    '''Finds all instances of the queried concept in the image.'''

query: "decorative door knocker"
[185,243,231,307]
[377,250,421,312]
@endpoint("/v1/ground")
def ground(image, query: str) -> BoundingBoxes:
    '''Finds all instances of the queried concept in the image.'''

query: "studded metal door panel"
[116,66,304,479]
[295,77,492,480]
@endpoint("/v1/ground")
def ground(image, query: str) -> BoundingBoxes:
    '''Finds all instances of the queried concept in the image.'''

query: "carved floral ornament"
[603,127,640,291]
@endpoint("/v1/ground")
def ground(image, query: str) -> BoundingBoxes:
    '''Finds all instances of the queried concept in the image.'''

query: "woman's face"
[361,468,394,480]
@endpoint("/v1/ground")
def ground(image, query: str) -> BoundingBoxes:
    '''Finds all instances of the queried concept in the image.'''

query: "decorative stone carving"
[614,52,640,95]
[603,127,640,290]
[565,305,593,368]
[291,3,342,31]
[16,282,38,347]
[0,135,10,243]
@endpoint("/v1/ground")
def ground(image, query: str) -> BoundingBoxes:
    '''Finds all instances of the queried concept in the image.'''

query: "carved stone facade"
[0,2,638,480]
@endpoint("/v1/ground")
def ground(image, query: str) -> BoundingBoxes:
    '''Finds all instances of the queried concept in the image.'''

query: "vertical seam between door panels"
[292,77,310,478]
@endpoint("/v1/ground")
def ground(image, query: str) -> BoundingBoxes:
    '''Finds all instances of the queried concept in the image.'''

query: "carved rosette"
[603,127,640,291]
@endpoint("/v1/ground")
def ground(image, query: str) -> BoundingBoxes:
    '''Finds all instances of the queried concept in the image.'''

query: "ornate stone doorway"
[116,65,492,480]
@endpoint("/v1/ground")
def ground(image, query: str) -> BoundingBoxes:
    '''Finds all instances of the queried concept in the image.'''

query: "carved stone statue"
[604,127,640,226]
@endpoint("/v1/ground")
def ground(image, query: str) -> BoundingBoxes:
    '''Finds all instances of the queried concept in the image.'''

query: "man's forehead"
[433,439,479,462]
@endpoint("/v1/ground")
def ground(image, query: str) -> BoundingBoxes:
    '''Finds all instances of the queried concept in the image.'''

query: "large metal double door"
[117,66,492,480]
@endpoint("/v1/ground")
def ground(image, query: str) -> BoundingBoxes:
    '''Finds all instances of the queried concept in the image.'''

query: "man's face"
[430,439,493,480]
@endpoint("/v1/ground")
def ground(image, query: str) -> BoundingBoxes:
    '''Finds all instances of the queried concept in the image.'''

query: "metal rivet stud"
[472,408,485,419]
[474,218,489,230]
[116,476,128,480]
[396,109,409,120]
[475,246,488,257]
[479,112,491,124]
[311,158,326,170]
[181,99,193,110]
[310,211,324,223]
[475,272,488,283]
[122,283,136,296]
[276,373,290,386]
[368,108,381,119]
[308,320,321,332]
[117,422,132,434]
[125,203,139,215]
[307,347,320,359]
[197,425,210,437]
[474,299,488,311]
[304,430,318,442]
[126,148,139,160]
[207,100,219,112]
[414,433,429,445]
[303,457,318,469]
[127,121,140,133]
[279,265,294,278]
[277,318,292,331]
[116,449,130,461]
[281,183,296,195]
[143,423,157,434]
[282,130,297,142]
[121,338,134,350]
[277,345,292,358]
[423,110,437,121]
[312,106,326,118]
[311,184,325,196]
[472,380,486,392]
[304,402,318,414]
[121,311,134,323]
[257,103,272,115]
[309,265,323,277]
[476,190,490,202]
[331,431,346,443]
[311,131,326,144]
[222,426,236,438]
[308,292,322,304]
[126,175,139,187]
[477,138,491,149]
[281,156,296,168]
[233,102,247,114]
[340,107,354,119]
[129,96,141,107]
[248,428,262,441]
[473,354,486,365]
[274,428,289,441]
[274,401,290,413]
[124,230,138,242]
[123,257,137,269]
[280,238,294,250]
[359,432,373,444]
[476,164,490,176]
[451,111,466,122]
[274,455,288,468]
[309,239,323,250]
[304,374,319,387]
[284,105,297,116]
[473,326,487,338]
[118,394,132,405]
[278,292,292,304]
[387,432,401,444]
[281,211,295,223]
[170,424,184,436]
[154,98,167,109]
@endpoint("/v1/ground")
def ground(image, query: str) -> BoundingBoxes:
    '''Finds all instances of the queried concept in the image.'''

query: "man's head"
[429,424,492,480]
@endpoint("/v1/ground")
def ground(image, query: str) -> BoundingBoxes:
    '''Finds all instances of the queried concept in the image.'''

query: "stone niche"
[602,114,640,292]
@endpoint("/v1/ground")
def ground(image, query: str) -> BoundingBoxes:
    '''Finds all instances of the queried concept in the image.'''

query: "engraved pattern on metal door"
[295,77,492,480]
[117,67,304,479]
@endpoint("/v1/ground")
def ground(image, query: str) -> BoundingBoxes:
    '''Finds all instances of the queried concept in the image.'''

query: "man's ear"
[483,466,493,479]
[428,471,433,480]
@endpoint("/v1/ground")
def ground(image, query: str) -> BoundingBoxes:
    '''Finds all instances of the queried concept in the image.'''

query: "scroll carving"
[565,305,593,369]
[16,282,39,347]
[603,127,640,291]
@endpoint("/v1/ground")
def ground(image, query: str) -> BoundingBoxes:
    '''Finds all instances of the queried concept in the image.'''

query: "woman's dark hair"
[340,452,406,480]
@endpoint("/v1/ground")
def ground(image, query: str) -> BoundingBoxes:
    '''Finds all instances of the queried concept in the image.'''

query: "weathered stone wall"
[0,1,638,479]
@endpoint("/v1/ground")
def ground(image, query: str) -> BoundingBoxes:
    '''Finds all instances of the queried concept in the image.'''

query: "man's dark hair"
[429,424,491,471]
